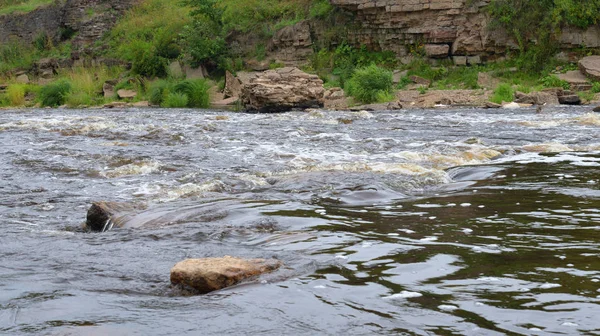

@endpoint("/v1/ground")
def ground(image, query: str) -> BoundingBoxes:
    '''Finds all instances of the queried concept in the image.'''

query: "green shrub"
[310,0,334,19]
[6,84,26,106]
[65,92,94,107]
[163,92,189,108]
[397,76,412,90]
[148,80,173,105]
[490,83,514,104]
[345,64,394,104]
[39,80,72,107]
[540,75,570,89]
[591,82,600,93]
[174,79,210,108]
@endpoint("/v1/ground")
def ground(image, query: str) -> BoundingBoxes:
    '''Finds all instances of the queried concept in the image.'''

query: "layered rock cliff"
[329,0,600,62]
[0,0,136,48]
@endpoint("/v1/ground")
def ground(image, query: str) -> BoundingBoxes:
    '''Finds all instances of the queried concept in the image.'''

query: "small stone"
[170,256,282,294]
[103,101,130,109]
[132,101,150,107]
[16,74,30,84]
[485,101,502,108]
[467,55,482,65]
[453,56,467,66]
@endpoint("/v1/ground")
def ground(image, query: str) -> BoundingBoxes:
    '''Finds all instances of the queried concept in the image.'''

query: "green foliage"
[33,32,52,52]
[65,92,94,107]
[39,80,71,107]
[131,46,168,78]
[6,84,26,106]
[181,19,226,68]
[0,0,53,15]
[148,78,210,108]
[163,92,189,108]
[174,79,210,108]
[490,83,514,104]
[591,82,600,93]
[397,76,411,90]
[345,64,394,104]
[310,0,333,19]
[148,80,172,105]
[539,75,570,89]
[0,40,36,74]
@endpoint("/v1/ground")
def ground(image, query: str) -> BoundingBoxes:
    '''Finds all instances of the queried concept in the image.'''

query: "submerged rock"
[170,256,282,294]
[240,67,325,113]
[85,201,143,232]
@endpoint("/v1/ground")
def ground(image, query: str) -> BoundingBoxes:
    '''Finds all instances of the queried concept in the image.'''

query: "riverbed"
[0,107,599,335]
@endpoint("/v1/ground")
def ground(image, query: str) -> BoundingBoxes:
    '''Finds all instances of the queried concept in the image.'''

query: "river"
[0,107,599,335]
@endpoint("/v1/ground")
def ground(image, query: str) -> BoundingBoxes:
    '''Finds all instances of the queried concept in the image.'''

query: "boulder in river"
[240,67,325,113]
[170,256,282,294]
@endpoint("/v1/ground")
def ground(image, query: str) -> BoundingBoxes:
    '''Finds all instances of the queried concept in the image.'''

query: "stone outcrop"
[579,56,600,81]
[0,0,136,48]
[170,256,282,294]
[268,20,314,66]
[240,67,325,113]
[328,0,600,61]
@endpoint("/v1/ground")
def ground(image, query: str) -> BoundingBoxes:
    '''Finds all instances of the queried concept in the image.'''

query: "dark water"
[0,107,599,335]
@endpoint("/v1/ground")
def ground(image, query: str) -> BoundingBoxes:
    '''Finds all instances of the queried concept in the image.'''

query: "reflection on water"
[0,107,599,335]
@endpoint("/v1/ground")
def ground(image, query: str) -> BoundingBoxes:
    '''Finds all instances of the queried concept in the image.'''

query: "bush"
[174,79,210,108]
[162,92,189,108]
[490,83,514,104]
[6,84,26,106]
[310,0,334,19]
[39,80,71,107]
[65,92,93,107]
[591,82,600,93]
[148,80,173,105]
[345,64,394,104]
[540,75,570,89]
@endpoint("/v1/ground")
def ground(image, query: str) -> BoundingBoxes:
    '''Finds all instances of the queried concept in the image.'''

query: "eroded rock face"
[170,256,282,294]
[269,20,314,66]
[241,67,325,113]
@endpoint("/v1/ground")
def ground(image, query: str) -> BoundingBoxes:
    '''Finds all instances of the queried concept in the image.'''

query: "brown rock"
[557,70,589,86]
[424,44,449,58]
[117,89,137,99]
[349,102,402,111]
[103,101,130,109]
[241,67,325,113]
[323,87,350,110]
[211,96,240,109]
[393,70,409,84]
[132,101,150,107]
[485,101,502,108]
[515,92,559,106]
[170,256,282,294]
[593,106,600,112]
[579,56,600,81]
[269,20,313,66]
[16,74,30,84]
[558,94,581,105]
[223,71,241,98]
[103,80,117,98]
[409,75,431,86]
[453,56,467,66]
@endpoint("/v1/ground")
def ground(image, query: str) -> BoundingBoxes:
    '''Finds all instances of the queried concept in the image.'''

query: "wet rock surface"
[170,256,282,294]
[579,56,600,81]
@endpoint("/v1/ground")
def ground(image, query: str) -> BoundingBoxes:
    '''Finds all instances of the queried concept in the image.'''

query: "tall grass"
[6,84,26,105]
[174,79,210,108]
[59,66,122,107]
[163,92,188,108]
[149,78,210,108]
[490,83,514,104]
[38,80,71,107]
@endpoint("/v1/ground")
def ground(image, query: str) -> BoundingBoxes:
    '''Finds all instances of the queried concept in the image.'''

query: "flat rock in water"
[579,56,600,81]
[170,256,282,294]
[558,94,581,105]
[593,106,600,112]
[485,102,502,108]
[349,102,402,111]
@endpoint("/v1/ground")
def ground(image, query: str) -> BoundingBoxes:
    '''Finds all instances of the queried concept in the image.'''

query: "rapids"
[0,107,599,335]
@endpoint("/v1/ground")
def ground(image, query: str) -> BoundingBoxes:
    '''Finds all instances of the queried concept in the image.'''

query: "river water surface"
[0,107,599,335]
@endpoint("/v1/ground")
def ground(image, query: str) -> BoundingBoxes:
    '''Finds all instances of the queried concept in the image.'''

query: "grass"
[58,66,123,107]
[0,0,53,15]
[490,83,514,104]
[6,84,26,105]
[162,92,188,108]
[38,79,71,107]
